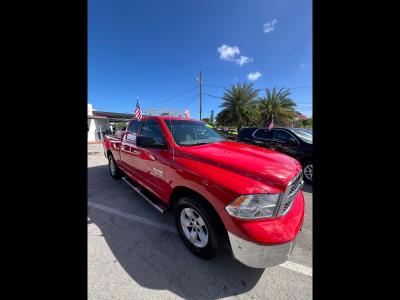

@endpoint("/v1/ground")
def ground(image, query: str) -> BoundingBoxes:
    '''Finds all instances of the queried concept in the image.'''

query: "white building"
[87,103,132,142]
[87,103,188,142]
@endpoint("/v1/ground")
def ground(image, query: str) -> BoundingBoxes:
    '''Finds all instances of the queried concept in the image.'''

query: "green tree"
[257,87,297,127]
[296,118,312,128]
[216,83,259,132]
[305,118,312,127]
[210,109,214,126]
[114,122,128,130]
[201,118,211,124]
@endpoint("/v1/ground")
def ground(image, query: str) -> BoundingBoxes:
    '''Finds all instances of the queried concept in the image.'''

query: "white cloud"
[247,71,262,81]
[263,19,277,33]
[217,44,240,61]
[235,56,253,66]
[217,44,253,66]
[300,62,305,68]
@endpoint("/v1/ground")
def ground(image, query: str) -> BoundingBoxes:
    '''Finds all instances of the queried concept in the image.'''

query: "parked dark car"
[238,127,313,183]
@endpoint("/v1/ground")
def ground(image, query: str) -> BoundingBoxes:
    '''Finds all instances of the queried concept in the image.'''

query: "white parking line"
[88,201,312,277]
[279,261,312,277]
[88,201,176,233]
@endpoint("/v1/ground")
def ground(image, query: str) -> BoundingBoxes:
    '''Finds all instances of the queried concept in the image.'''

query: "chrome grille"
[280,172,304,216]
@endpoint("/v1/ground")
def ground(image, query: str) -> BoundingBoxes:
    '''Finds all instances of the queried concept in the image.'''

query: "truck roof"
[143,115,200,121]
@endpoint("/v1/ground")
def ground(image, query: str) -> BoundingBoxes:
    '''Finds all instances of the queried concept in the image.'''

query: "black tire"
[108,154,122,179]
[175,196,221,259]
[302,159,313,184]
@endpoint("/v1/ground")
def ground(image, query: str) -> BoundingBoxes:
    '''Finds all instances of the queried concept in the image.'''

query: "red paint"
[104,116,304,245]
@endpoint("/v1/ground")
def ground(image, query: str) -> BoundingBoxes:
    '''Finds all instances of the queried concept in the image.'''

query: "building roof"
[93,111,133,119]
[88,115,108,119]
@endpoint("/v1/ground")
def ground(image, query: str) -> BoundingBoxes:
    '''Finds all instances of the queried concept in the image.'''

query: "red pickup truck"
[103,115,304,268]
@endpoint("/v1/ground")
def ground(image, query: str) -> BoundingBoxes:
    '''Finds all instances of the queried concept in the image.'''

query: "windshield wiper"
[185,142,211,146]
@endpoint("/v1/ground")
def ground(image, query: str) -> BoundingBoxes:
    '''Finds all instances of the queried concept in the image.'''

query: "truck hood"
[177,141,302,190]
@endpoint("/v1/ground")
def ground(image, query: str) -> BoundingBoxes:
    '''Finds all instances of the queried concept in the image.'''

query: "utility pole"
[199,70,203,120]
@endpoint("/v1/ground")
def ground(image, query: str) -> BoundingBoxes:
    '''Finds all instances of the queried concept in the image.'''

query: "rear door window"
[128,120,140,134]
[239,128,255,138]
[272,130,294,143]
[126,120,140,141]
[253,129,273,140]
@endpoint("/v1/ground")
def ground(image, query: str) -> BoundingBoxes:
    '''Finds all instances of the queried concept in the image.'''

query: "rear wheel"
[175,197,220,259]
[108,154,122,179]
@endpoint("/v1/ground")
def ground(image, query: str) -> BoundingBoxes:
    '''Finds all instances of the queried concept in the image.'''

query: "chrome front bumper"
[228,232,296,268]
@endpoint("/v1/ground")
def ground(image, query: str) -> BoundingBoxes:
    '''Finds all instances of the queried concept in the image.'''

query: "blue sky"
[89,0,312,119]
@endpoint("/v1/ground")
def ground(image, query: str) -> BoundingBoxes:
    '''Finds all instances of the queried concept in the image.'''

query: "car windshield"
[165,120,226,146]
[290,128,313,144]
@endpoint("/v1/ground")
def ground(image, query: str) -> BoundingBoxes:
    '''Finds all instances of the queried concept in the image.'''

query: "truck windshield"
[164,120,226,146]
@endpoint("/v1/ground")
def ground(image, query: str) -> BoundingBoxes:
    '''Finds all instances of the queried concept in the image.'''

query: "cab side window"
[140,119,166,146]
[254,129,273,140]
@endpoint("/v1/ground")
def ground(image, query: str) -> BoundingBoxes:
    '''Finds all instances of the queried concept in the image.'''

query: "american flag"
[268,117,274,129]
[134,100,142,120]
[184,109,190,119]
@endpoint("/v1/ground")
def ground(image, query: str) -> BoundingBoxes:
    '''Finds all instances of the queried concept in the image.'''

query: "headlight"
[225,194,281,219]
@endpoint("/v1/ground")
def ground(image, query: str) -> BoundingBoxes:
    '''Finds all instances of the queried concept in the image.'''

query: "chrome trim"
[251,128,300,145]
[272,128,300,145]
[276,172,303,216]
[251,128,274,141]
[289,171,302,185]
[228,232,296,268]
[121,177,165,213]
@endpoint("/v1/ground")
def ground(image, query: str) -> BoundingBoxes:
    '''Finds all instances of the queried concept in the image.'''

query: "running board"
[121,176,167,214]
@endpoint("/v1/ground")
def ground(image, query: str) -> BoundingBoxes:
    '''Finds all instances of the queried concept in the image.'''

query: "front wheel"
[175,197,220,259]
[302,160,313,183]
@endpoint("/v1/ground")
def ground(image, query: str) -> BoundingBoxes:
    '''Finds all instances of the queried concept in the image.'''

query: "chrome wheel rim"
[304,164,313,181]
[180,208,209,248]
[109,157,116,175]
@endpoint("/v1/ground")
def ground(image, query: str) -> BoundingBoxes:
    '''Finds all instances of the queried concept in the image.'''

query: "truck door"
[120,119,141,175]
[272,129,300,158]
[135,118,173,202]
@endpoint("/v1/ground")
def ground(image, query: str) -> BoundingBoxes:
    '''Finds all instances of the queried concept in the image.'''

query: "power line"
[203,92,223,99]
[143,93,200,111]
[149,85,198,107]
[162,93,200,106]
[203,83,227,89]
[204,92,311,102]
[288,85,312,90]
[182,93,200,107]
[203,83,312,90]
[203,92,312,109]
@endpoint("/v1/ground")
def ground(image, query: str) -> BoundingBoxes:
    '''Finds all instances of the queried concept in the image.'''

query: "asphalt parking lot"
[88,143,312,299]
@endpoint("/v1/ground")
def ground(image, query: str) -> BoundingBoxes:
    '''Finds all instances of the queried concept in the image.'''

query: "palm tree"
[257,87,297,127]
[216,83,259,132]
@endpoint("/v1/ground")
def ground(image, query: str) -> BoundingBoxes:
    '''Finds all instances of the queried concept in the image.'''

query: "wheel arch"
[169,186,227,238]
[299,156,312,166]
